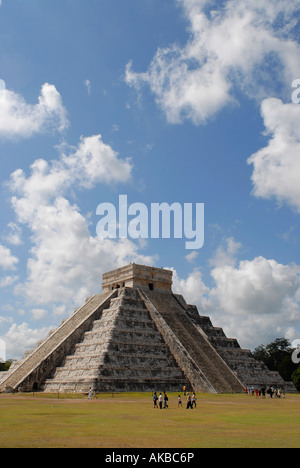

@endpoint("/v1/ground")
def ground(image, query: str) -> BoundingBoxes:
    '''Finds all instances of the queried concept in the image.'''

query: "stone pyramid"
[0,264,295,394]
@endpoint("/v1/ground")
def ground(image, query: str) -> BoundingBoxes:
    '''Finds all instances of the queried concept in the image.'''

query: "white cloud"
[31,309,48,321]
[0,81,69,139]
[185,251,199,263]
[173,268,211,311]
[248,98,300,213]
[13,196,153,306]
[8,134,152,309]
[61,134,132,188]
[126,0,300,124]
[0,314,13,327]
[52,304,67,317]
[0,244,19,271]
[14,134,131,194]
[9,134,133,225]
[1,323,52,360]
[0,276,18,288]
[210,256,300,348]
[211,256,300,317]
[209,237,242,268]
[84,79,92,95]
[173,238,300,349]
[5,222,23,246]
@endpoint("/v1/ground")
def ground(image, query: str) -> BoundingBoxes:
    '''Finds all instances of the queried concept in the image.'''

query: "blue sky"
[1,0,300,359]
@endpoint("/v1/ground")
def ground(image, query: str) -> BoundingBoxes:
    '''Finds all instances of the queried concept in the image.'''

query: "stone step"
[43,376,187,394]
[42,288,188,393]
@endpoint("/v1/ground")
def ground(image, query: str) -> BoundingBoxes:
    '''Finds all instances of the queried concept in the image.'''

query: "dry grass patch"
[0,392,299,448]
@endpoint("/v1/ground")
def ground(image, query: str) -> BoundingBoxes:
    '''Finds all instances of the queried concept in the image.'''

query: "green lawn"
[0,392,299,448]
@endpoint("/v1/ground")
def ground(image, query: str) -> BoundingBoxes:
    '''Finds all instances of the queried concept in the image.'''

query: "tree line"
[253,338,300,391]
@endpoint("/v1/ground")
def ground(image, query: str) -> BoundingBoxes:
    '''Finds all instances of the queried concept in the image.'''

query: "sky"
[0,0,300,360]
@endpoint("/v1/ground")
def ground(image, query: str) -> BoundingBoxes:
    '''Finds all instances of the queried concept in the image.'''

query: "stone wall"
[102,264,173,293]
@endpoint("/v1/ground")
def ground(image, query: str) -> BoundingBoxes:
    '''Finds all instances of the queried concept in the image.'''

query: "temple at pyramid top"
[102,264,173,293]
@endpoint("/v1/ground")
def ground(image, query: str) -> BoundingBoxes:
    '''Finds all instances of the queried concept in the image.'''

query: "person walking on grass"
[153,392,158,408]
[186,393,193,409]
[158,393,163,409]
[163,392,169,409]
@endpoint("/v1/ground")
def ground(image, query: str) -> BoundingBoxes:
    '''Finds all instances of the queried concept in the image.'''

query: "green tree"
[252,344,272,369]
[0,361,13,372]
[292,367,300,392]
[253,338,297,382]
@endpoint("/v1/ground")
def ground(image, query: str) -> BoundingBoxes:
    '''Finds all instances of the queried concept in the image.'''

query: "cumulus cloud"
[0,244,19,271]
[210,256,300,348]
[173,268,211,311]
[0,128,146,358]
[248,98,300,213]
[174,238,300,349]
[4,222,23,247]
[211,256,300,317]
[13,195,153,306]
[9,134,133,223]
[31,309,48,321]
[185,251,199,263]
[209,237,242,268]
[0,275,19,289]
[8,134,152,308]
[61,134,132,188]
[2,322,53,360]
[0,81,69,139]
[125,0,300,124]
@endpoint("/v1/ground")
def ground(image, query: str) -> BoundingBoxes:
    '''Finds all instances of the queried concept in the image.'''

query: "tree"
[292,367,300,392]
[0,360,13,372]
[253,338,297,382]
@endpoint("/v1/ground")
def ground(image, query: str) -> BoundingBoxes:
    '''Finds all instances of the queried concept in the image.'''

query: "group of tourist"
[245,386,286,398]
[152,385,287,408]
[153,391,197,409]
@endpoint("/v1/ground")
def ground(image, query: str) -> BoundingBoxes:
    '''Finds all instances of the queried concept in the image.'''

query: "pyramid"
[0,264,295,394]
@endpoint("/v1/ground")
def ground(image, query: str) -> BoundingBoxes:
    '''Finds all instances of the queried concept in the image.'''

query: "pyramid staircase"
[42,288,187,393]
[179,297,294,392]
[141,290,244,393]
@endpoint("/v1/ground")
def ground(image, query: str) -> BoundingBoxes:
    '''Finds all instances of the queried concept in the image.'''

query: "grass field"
[0,392,299,448]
